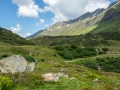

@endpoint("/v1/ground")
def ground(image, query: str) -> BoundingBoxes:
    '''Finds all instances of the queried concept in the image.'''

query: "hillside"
[0,43,120,90]
[29,31,120,50]
[1,26,120,90]
[0,27,34,45]
[28,0,120,37]
[1,1,120,90]
[91,0,120,33]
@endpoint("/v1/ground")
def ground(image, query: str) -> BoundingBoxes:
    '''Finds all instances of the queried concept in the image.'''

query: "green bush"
[24,55,35,62]
[59,48,73,59]
[0,76,13,90]
[70,44,77,49]
[80,57,120,73]
[55,46,65,51]
[102,47,109,53]
[53,54,57,57]
[84,60,98,70]
[41,59,45,62]
[1,54,9,58]
[55,45,97,60]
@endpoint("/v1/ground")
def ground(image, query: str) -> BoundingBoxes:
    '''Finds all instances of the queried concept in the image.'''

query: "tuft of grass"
[0,76,13,90]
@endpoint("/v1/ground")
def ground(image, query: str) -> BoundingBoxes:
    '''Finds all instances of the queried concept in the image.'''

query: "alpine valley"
[0,1,120,90]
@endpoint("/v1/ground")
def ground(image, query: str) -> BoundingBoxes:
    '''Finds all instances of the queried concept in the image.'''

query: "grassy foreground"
[0,42,120,90]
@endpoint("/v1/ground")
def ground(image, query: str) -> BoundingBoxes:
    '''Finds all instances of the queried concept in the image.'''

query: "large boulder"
[0,55,28,73]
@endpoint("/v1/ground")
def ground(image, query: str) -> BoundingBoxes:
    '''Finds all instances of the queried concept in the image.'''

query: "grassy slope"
[0,43,120,90]
[0,43,63,62]
[41,19,99,36]
[91,20,120,33]
[40,18,120,36]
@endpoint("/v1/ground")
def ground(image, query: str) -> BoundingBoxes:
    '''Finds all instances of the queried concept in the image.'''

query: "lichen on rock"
[0,55,28,73]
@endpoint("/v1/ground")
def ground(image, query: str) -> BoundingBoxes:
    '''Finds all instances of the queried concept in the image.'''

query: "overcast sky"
[0,0,116,37]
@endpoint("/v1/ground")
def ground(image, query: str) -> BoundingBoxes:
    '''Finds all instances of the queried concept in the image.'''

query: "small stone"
[70,77,76,80]
[92,78,99,82]
[114,87,118,90]
[60,69,64,72]
[56,72,65,77]
[64,75,68,78]
[26,62,35,72]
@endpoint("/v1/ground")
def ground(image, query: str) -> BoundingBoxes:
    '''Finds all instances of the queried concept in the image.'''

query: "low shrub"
[84,60,98,70]
[1,54,9,58]
[41,59,45,62]
[78,57,120,73]
[24,55,35,62]
[12,72,44,89]
[102,47,109,53]
[53,54,57,57]
[0,76,13,90]
[55,45,97,60]
[88,73,101,79]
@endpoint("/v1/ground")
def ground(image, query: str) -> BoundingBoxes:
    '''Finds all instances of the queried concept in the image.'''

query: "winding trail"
[65,54,120,63]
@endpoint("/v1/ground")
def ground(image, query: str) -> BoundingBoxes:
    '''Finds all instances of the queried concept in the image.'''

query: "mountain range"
[28,0,120,38]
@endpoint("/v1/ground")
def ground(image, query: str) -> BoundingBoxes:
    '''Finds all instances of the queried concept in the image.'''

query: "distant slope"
[38,8,105,36]
[30,31,120,46]
[91,0,120,33]
[0,27,34,45]
[28,8,105,37]
[26,30,44,38]
[29,0,120,37]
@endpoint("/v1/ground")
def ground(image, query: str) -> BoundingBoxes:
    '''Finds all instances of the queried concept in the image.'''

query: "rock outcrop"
[0,55,28,73]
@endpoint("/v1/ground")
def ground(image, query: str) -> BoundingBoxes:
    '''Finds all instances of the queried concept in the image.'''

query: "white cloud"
[35,19,45,26]
[85,0,111,12]
[43,0,110,23]
[19,33,32,37]
[10,24,22,34]
[12,0,111,23]
[26,33,31,36]
[12,0,44,18]
[10,24,31,37]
